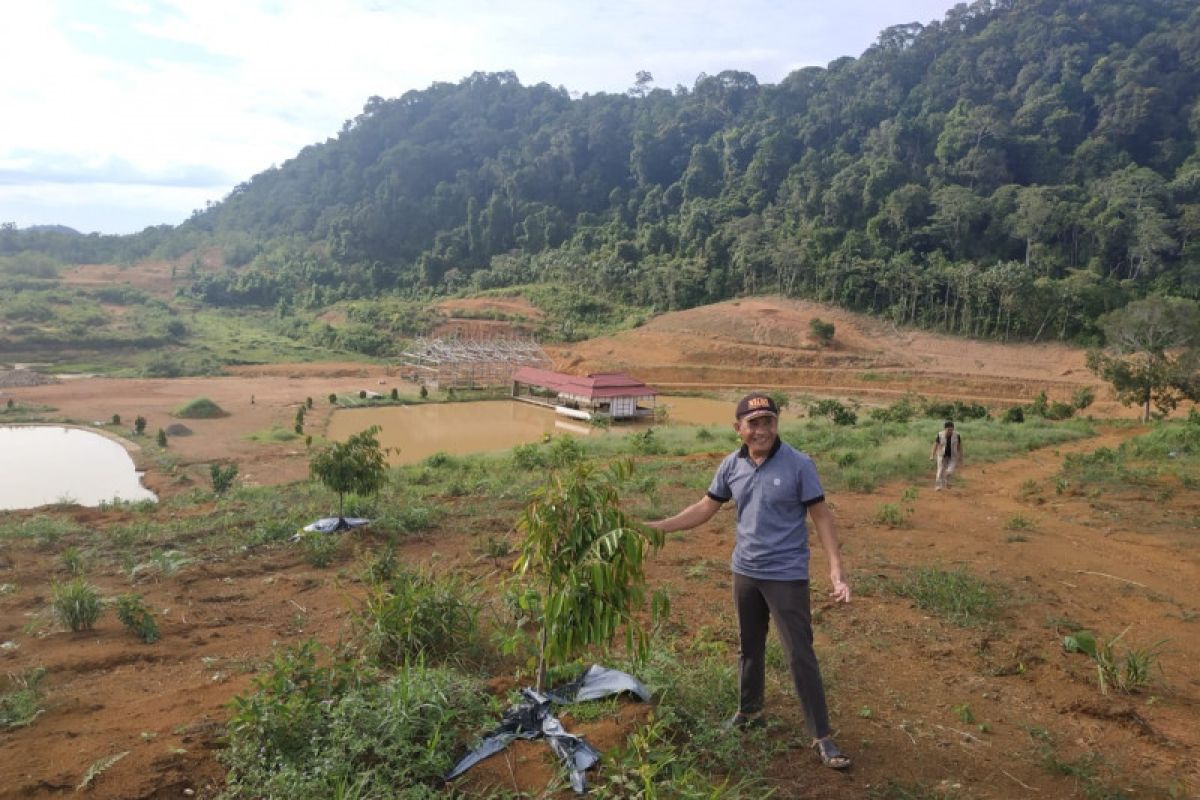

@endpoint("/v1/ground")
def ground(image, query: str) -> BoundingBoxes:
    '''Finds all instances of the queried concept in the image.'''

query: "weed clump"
[222,641,491,799]
[353,569,480,666]
[115,593,160,643]
[0,668,46,729]
[51,578,104,631]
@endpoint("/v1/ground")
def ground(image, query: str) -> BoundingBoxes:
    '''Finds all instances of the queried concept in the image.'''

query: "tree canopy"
[1087,295,1200,420]
[6,0,1200,349]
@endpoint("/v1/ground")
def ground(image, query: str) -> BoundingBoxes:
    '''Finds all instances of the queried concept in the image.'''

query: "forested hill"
[7,0,1200,343]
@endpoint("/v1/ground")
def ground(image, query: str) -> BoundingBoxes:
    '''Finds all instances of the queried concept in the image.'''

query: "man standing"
[647,392,852,770]
[930,420,963,490]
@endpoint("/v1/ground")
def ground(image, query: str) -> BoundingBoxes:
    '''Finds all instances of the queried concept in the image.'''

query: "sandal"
[813,738,851,770]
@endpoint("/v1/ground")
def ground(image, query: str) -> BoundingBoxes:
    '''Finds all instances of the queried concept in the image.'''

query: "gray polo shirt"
[707,438,825,581]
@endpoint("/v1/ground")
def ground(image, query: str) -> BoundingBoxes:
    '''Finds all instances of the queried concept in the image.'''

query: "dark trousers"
[733,572,831,739]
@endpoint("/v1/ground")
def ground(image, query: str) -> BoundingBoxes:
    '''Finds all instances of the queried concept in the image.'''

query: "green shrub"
[1072,387,1095,410]
[1030,391,1049,417]
[353,569,480,665]
[547,434,583,466]
[210,462,239,494]
[808,399,857,426]
[631,427,665,455]
[173,397,228,419]
[511,442,546,469]
[1043,401,1075,421]
[51,578,104,631]
[300,531,339,568]
[328,393,337,405]
[156,429,168,447]
[1002,406,1026,423]
[923,399,988,420]
[115,593,160,643]
[869,396,919,423]
[134,415,147,435]
[809,317,835,346]
[424,451,456,469]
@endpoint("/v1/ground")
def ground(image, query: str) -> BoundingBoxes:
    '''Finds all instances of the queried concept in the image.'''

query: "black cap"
[735,392,779,421]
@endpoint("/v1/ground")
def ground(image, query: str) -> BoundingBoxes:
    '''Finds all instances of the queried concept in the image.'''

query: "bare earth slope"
[552,296,1097,408]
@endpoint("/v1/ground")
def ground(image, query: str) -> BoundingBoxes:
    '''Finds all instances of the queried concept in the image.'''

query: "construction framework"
[399,335,552,389]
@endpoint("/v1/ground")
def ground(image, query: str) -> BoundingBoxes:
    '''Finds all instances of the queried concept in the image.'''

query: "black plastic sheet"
[446,665,651,793]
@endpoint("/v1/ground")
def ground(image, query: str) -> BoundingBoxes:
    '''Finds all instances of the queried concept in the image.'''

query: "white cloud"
[1,0,957,232]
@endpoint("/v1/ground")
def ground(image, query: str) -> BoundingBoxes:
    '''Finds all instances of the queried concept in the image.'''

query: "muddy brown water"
[0,425,156,510]
[325,396,735,465]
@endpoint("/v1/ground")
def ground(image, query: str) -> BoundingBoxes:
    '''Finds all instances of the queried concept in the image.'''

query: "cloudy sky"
[1,0,957,235]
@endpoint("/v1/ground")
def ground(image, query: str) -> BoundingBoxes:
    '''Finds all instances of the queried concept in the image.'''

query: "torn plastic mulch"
[445,665,652,794]
[301,517,371,533]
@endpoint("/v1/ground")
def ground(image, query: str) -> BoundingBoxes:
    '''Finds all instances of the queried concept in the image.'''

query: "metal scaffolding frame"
[399,335,552,389]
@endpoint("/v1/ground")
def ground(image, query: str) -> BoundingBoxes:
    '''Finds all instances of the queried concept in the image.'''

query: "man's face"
[734,413,778,451]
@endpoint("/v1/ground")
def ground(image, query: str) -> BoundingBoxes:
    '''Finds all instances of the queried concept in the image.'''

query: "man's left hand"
[829,576,851,603]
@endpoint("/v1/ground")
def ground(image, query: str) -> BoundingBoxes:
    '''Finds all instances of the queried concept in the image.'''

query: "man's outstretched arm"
[647,495,723,533]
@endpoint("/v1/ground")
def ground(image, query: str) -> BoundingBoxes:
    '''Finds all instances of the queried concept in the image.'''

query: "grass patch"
[245,425,301,443]
[0,514,85,546]
[1057,416,1200,496]
[891,567,1003,627]
[1031,729,1131,799]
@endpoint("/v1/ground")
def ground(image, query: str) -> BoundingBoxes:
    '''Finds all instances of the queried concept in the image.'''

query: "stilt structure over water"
[399,335,551,390]
[511,367,657,421]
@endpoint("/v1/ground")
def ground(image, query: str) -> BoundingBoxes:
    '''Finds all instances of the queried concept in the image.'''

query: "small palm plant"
[514,459,667,691]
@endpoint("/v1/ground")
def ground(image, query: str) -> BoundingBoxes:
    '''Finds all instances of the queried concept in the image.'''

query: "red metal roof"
[512,367,657,400]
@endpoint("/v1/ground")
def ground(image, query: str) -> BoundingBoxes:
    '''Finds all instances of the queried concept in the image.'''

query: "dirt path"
[616,424,1198,800]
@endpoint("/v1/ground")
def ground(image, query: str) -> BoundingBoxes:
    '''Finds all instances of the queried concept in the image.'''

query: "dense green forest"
[4,0,1200,346]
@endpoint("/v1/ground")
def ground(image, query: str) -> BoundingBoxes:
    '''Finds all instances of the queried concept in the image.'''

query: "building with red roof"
[511,367,657,420]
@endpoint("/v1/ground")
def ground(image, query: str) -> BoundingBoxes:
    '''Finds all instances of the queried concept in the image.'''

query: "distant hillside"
[5,0,1200,349]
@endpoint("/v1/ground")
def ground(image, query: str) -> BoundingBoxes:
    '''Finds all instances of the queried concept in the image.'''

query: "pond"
[325,396,737,465]
[0,426,157,511]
